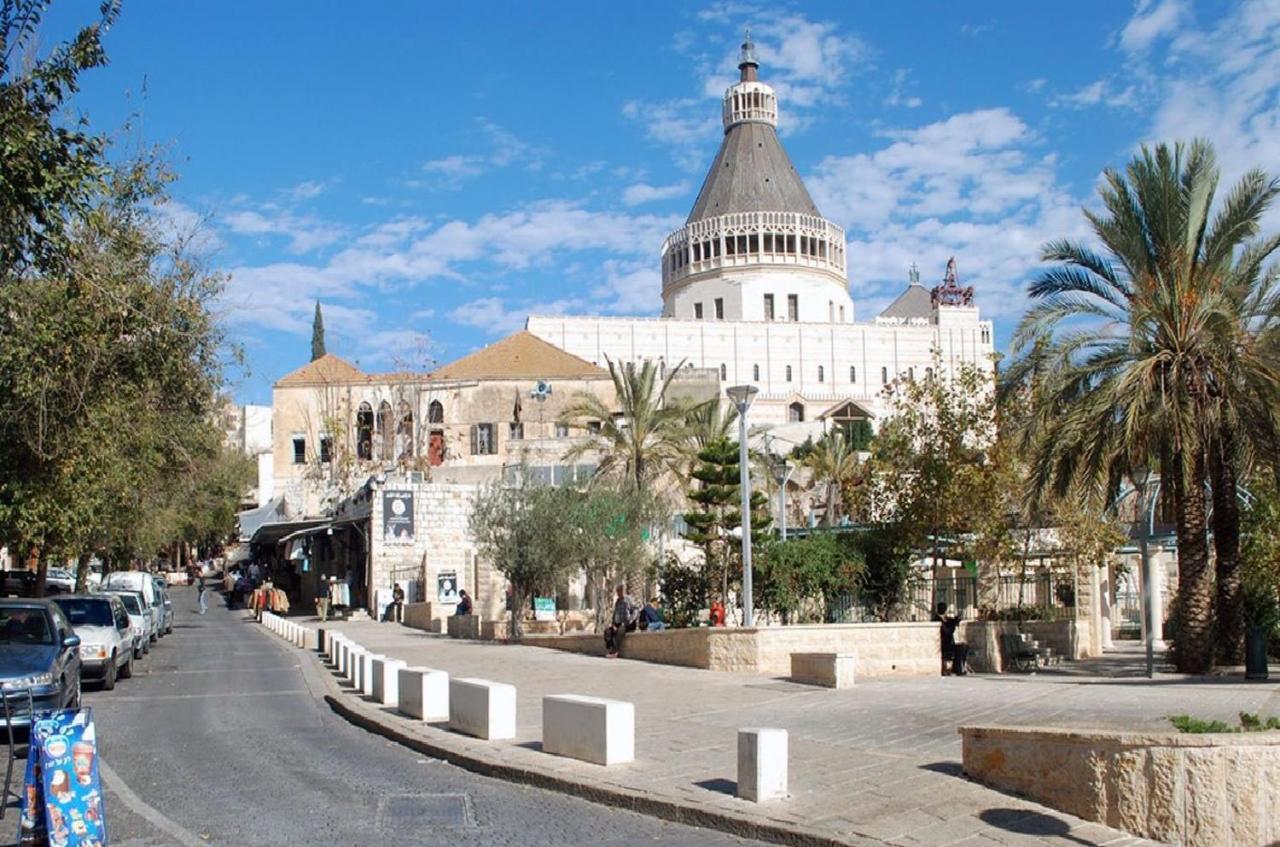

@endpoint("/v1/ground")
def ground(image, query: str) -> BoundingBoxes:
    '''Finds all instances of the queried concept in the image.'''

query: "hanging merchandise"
[19,707,107,847]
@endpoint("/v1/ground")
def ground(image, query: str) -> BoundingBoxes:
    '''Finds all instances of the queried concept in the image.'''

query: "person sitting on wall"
[638,597,666,631]
[455,589,473,616]
[932,601,969,675]
[603,585,638,658]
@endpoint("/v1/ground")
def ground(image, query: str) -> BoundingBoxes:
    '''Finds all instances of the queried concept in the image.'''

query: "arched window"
[752,364,760,381]
[785,365,792,382]
[849,366,856,383]
[428,400,444,424]
[925,367,934,381]
[377,400,394,461]
[396,402,414,461]
[881,367,889,385]
[788,402,805,423]
[720,363,727,380]
[356,402,374,461]
[818,365,824,383]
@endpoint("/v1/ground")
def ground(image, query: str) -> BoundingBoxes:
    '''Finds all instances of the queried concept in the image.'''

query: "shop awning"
[249,517,330,548]
[237,495,289,542]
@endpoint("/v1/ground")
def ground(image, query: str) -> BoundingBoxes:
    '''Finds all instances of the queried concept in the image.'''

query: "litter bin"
[1245,625,1269,680]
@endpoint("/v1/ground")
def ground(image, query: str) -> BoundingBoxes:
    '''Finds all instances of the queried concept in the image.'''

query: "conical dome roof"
[686,121,819,223]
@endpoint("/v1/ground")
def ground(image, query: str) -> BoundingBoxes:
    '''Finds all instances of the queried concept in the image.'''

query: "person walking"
[197,572,208,615]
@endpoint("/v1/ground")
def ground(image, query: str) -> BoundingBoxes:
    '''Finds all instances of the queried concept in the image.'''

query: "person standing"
[388,582,405,623]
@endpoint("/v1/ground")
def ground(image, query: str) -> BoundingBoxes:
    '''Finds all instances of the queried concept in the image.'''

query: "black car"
[0,599,82,730]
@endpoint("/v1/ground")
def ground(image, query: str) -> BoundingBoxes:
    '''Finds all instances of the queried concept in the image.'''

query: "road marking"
[90,689,308,703]
[99,759,208,847]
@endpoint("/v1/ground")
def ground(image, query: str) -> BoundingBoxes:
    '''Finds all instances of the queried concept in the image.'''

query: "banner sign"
[19,707,107,847]
[533,597,556,622]
[436,571,459,604]
[382,491,414,542]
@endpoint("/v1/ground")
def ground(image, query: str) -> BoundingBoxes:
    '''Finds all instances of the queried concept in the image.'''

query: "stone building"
[528,36,995,433]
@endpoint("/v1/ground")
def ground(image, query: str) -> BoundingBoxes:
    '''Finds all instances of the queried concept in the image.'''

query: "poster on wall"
[382,491,414,541]
[533,597,556,622]
[19,707,107,847]
[437,570,459,604]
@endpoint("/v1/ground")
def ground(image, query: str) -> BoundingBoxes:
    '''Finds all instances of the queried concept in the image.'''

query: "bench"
[542,695,634,765]
[1000,632,1040,673]
[370,657,407,706]
[398,667,450,721]
[738,728,788,802]
[790,653,855,688]
[448,678,516,740]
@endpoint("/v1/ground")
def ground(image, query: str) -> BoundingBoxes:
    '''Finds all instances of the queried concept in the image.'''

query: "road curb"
[303,644,881,847]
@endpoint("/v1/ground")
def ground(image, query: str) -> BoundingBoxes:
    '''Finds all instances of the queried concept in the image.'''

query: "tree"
[1,0,118,276]
[311,301,326,361]
[560,357,690,491]
[755,533,862,623]
[683,438,741,604]
[801,431,861,526]
[1006,140,1280,673]
[565,484,663,632]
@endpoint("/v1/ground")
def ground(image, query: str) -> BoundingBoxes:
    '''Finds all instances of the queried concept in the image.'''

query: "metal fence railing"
[828,571,1077,624]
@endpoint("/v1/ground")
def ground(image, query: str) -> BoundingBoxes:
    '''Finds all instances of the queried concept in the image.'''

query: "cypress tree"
[310,301,326,361]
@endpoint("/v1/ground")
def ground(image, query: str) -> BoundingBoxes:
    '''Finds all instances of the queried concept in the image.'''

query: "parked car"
[0,599,82,728]
[150,576,174,635]
[102,572,161,641]
[103,589,156,646]
[101,590,148,659]
[52,595,133,690]
[45,567,77,594]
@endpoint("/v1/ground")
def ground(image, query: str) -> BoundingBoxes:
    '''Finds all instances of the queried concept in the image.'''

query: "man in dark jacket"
[603,585,638,657]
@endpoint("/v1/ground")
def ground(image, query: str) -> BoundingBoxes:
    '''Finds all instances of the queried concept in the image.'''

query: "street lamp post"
[726,385,759,628]
[770,456,792,540]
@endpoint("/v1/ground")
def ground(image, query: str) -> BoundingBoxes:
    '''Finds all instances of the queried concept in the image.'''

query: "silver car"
[150,576,174,635]
[102,590,149,659]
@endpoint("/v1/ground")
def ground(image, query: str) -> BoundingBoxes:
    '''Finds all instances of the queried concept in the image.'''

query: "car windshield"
[116,595,141,614]
[54,599,114,628]
[0,608,53,645]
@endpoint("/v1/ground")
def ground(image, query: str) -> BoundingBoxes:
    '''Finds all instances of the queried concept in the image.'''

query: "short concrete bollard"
[790,653,855,689]
[360,653,382,697]
[371,657,407,706]
[738,728,788,802]
[398,667,450,722]
[316,627,327,654]
[330,637,346,670]
[347,647,367,687]
[543,695,634,765]
[448,678,516,740]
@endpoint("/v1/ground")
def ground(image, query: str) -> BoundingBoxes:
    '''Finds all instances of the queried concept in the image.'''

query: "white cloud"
[591,259,662,314]
[807,108,1089,321]
[449,296,582,335]
[288,180,326,201]
[422,155,486,180]
[223,208,344,254]
[414,119,543,187]
[622,181,690,206]
[1050,79,1137,109]
[1120,0,1188,54]
[884,69,922,109]
[356,330,437,370]
[149,199,223,254]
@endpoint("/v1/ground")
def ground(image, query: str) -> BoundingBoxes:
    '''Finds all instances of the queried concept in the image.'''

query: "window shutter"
[470,425,478,455]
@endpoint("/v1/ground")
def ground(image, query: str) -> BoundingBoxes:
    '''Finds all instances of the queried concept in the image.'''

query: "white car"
[102,572,161,642]
[45,567,76,594]
[102,590,149,659]
[52,595,134,690]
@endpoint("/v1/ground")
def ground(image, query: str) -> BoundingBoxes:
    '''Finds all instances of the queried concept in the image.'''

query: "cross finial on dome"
[909,262,920,285]
[739,26,759,81]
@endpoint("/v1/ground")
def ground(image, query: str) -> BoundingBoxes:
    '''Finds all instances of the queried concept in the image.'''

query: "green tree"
[560,357,689,491]
[755,532,862,623]
[1006,141,1280,673]
[1,0,118,276]
[683,438,740,603]
[566,484,664,632]
[801,431,861,526]
[311,301,326,361]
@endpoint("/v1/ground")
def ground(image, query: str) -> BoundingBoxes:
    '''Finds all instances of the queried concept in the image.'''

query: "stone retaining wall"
[958,620,1091,673]
[960,725,1280,845]
[521,623,939,678]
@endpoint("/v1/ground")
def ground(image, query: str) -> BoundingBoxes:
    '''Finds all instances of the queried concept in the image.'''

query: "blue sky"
[44,1,1280,404]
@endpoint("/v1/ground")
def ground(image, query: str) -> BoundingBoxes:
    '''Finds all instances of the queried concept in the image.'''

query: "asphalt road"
[13,586,768,847]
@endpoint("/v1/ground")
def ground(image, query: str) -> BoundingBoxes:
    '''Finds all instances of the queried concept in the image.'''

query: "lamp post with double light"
[725,385,759,627]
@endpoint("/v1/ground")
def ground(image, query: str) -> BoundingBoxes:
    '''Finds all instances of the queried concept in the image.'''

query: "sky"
[40,0,1280,404]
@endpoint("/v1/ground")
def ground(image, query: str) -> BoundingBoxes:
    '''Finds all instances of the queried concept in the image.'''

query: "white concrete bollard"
[737,728,788,802]
[397,667,450,722]
[542,695,634,765]
[330,636,347,669]
[360,652,383,697]
[347,647,366,687]
[448,678,516,740]
[371,657,407,706]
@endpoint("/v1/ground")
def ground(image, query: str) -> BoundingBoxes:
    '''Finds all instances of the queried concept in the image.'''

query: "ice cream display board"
[18,708,107,847]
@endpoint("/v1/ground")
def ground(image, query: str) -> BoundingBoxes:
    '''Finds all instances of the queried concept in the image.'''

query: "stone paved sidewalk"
[289,618,1279,847]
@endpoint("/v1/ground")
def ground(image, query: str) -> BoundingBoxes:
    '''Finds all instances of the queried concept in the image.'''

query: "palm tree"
[681,397,737,460]
[1007,140,1280,674]
[559,357,690,490]
[803,430,860,526]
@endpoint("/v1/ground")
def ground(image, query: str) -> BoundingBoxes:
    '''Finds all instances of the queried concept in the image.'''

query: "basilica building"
[528,36,994,432]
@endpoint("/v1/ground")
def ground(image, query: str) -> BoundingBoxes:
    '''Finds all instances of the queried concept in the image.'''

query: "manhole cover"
[377,794,473,830]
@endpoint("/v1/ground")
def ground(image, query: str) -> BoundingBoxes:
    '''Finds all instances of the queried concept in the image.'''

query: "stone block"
[738,728,788,802]
[448,677,516,740]
[790,652,855,688]
[542,694,634,765]
[371,657,408,706]
[447,614,481,639]
[347,646,367,687]
[398,667,450,721]
[360,653,383,697]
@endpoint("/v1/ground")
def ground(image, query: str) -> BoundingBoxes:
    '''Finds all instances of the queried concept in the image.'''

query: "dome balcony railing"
[661,211,846,288]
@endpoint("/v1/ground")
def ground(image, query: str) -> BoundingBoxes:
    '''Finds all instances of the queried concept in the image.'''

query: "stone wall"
[960,725,1280,845]
[959,620,1092,674]
[521,623,939,678]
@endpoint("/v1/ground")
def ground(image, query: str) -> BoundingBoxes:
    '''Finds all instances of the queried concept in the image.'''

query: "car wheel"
[119,654,133,680]
[67,674,81,709]
[166,621,173,635]
[102,655,117,691]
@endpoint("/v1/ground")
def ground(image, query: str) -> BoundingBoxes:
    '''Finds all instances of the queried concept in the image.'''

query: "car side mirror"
[62,633,81,649]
